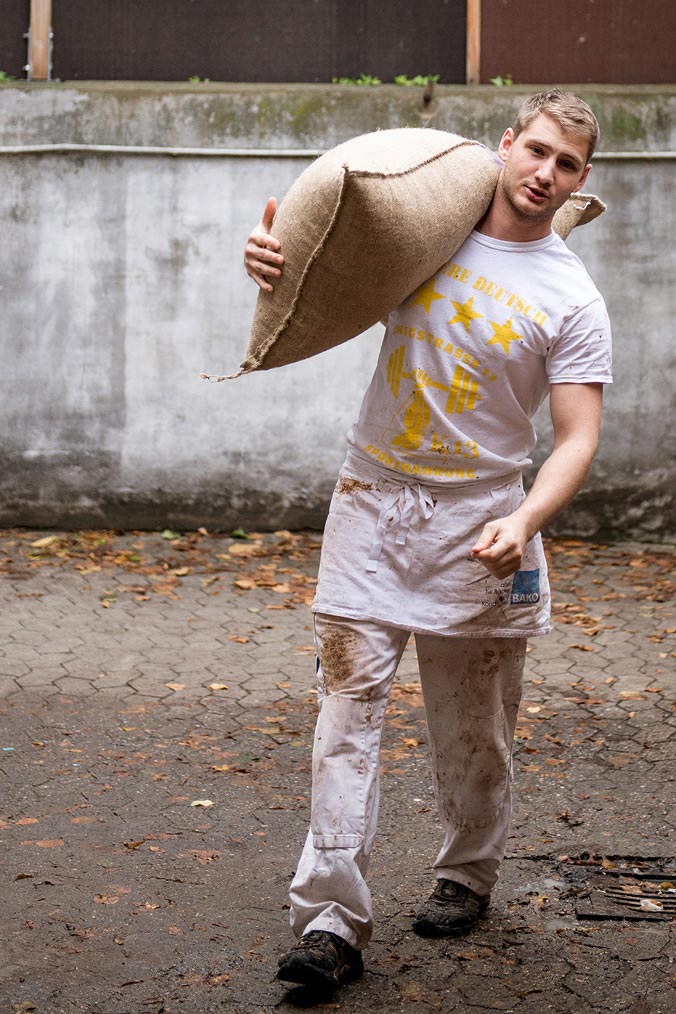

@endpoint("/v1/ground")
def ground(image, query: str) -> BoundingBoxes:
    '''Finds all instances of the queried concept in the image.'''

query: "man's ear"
[573,163,593,193]
[497,127,514,164]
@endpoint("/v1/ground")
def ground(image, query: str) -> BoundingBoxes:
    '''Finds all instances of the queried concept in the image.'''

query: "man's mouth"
[525,185,548,203]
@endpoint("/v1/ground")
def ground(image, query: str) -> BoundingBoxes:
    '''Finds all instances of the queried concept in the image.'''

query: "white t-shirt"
[348,230,612,486]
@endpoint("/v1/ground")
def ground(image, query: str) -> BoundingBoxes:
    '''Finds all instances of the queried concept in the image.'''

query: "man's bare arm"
[471,382,604,579]
[244,197,284,292]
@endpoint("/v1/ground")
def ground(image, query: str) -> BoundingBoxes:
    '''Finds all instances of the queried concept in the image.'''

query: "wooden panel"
[28,0,52,80]
[51,0,466,83]
[466,0,481,84]
[481,0,676,85]
[0,1,30,79]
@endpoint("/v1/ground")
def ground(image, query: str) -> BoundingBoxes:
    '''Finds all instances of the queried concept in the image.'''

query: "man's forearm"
[509,433,598,541]
[471,382,603,579]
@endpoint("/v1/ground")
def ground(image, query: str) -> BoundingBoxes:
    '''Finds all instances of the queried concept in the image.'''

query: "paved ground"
[0,528,674,1014]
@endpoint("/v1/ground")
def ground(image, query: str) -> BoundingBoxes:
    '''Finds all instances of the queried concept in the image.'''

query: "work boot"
[276,930,364,992]
[412,879,490,937]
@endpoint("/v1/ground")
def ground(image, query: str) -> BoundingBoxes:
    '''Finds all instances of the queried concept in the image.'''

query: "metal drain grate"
[577,876,676,921]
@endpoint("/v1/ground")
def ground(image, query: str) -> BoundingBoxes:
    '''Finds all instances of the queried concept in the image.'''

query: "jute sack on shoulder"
[203,128,605,380]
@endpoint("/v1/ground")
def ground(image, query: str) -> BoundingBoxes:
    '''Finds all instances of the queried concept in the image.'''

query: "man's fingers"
[471,523,498,556]
[248,269,274,292]
[247,254,282,276]
[261,196,277,233]
[246,234,283,259]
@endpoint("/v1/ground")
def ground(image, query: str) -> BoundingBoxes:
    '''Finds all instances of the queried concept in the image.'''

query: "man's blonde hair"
[513,89,600,161]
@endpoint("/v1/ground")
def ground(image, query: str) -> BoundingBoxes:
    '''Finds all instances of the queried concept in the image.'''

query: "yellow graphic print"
[392,386,430,451]
[444,363,480,413]
[386,346,481,452]
[448,295,484,334]
[487,315,524,355]
[407,278,445,314]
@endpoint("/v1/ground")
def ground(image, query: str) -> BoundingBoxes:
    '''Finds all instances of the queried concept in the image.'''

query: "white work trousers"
[289,613,527,950]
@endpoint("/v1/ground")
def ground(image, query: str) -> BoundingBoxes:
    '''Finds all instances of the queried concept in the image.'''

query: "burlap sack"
[551,191,606,237]
[202,129,605,380]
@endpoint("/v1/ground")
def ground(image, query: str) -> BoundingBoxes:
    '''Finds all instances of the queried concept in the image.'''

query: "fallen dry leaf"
[227,543,262,557]
[30,535,57,548]
[190,799,215,808]
[20,839,65,848]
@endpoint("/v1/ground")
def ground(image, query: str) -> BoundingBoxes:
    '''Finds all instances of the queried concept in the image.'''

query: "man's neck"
[477,184,554,243]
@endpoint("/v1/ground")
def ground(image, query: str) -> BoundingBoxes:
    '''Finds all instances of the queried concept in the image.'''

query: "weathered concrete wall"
[1,83,675,538]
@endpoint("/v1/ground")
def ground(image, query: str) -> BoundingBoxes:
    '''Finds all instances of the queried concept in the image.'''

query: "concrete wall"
[1,83,675,539]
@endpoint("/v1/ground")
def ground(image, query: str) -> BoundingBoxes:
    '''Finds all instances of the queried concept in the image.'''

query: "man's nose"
[534,159,555,184]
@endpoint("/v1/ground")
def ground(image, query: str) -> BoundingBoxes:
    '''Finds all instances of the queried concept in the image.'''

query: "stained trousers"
[288,613,527,950]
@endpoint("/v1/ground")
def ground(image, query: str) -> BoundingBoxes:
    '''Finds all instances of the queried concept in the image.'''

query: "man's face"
[497,113,592,225]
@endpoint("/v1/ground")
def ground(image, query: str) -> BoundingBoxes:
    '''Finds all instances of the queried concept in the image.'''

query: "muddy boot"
[276,930,364,992]
[412,879,490,937]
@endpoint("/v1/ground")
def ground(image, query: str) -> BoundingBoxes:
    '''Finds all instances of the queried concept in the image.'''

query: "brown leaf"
[21,838,65,848]
[178,849,221,865]
[208,973,230,986]
[607,754,638,767]
[94,894,120,905]
[228,635,250,644]
[227,543,262,557]
[30,535,57,548]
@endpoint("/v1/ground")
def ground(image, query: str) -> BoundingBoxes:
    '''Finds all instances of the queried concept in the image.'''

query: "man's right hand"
[244,197,285,292]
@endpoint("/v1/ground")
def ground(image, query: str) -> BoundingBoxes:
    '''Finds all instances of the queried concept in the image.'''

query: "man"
[244,89,612,994]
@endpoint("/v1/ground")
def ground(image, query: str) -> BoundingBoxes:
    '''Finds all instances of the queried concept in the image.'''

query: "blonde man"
[245,89,611,995]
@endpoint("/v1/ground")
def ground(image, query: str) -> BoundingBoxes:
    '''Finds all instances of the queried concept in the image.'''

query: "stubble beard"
[498,170,556,226]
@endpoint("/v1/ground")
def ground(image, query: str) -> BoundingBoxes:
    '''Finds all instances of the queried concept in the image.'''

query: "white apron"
[312,449,551,638]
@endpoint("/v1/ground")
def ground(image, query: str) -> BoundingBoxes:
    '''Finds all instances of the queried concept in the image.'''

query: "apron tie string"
[367,483,435,574]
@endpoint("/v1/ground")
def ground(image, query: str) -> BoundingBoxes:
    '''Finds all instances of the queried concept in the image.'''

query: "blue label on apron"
[510,569,540,605]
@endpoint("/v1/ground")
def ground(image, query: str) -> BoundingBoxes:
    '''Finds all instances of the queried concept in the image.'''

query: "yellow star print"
[448,295,484,334]
[408,278,445,315]
[487,316,524,355]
